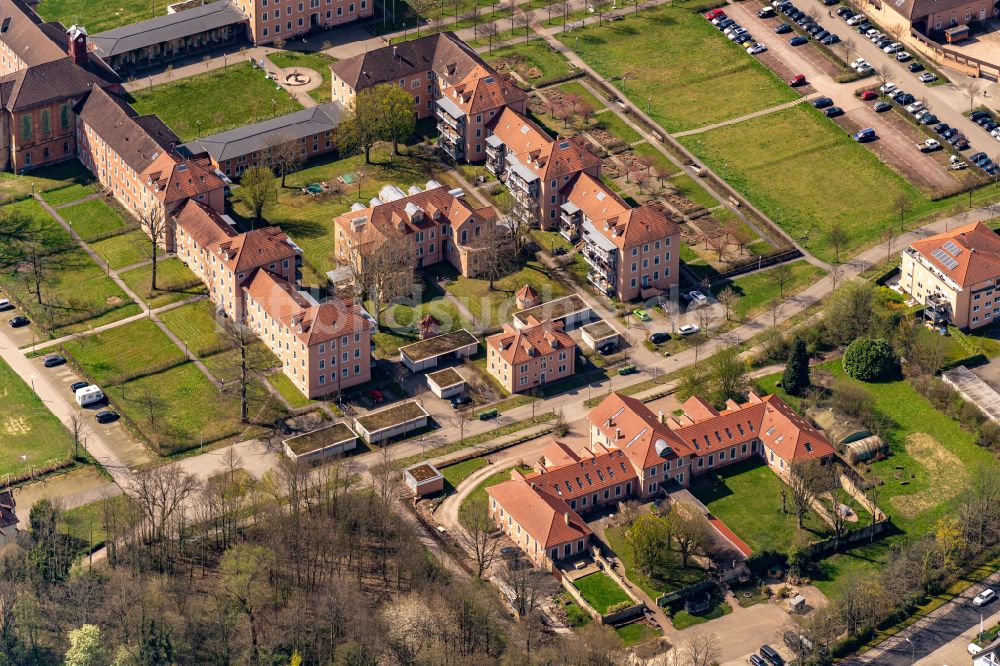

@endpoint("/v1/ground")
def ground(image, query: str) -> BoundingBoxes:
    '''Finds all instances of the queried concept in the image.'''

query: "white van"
[0,298,10,311]
[75,385,104,407]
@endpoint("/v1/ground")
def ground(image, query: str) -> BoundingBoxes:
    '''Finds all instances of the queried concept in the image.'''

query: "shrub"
[978,420,1000,449]
[606,601,633,614]
[843,338,896,382]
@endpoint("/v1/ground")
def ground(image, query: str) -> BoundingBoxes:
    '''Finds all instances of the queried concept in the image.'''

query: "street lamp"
[904,636,914,665]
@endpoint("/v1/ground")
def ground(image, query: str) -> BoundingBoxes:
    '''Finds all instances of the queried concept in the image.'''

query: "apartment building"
[232,0,373,45]
[435,64,527,162]
[334,182,500,278]
[563,173,681,301]
[488,390,836,569]
[244,269,371,397]
[75,86,226,248]
[486,107,601,229]
[485,316,576,393]
[175,200,301,320]
[900,221,1000,330]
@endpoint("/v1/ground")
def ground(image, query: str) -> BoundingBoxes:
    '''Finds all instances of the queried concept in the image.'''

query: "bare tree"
[514,8,536,43]
[409,0,436,35]
[469,216,514,289]
[965,79,982,112]
[482,21,499,53]
[884,224,895,263]
[263,134,304,188]
[239,166,277,229]
[677,632,721,666]
[788,459,825,529]
[894,193,912,232]
[827,223,848,264]
[668,503,712,567]
[226,322,271,423]
[344,228,415,326]
[842,38,857,67]
[68,411,87,460]
[129,465,201,571]
[138,207,167,291]
[771,261,793,299]
[26,243,43,305]
[457,503,500,577]
[717,286,740,322]
[496,557,547,618]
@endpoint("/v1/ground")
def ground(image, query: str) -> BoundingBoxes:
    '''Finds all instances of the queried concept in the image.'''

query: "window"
[649,482,657,492]
[40,109,50,134]
[60,104,71,129]
[20,114,30,140]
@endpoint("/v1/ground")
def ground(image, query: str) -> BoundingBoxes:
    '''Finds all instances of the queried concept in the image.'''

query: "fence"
[805,519,890,559]
[709,248,804,283]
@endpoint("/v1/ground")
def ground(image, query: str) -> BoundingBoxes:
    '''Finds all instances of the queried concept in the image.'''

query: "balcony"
[587,272,614,296]
[560,223,578,243]
[435,108,463,130]
[583,251,615,279]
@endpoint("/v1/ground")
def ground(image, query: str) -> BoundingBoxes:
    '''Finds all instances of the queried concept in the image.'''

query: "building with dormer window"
[485,315,576,393]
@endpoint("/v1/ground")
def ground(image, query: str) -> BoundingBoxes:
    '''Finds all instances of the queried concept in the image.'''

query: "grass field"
[0,161,91,202]
[267,372,315,409]
[573,572,631,614]
[59,494,131,550]
[37,0,161,33]
[616,622,662,647]
[372,275,473,357]
[59,198,130,241]
[62,319,185,386]
[485,40,575,82]
[202,344,279,384]
[459,464,534,528]
[268,50,337,103]
[158,299,231,357]
[119,258,206,308]
[691,458,831,554]
[90,230,155,270]
[441,261,569,329]
[669,590,732,629]
[129,63,301,142]
[558,3,798,133]
[0,354,74,478]
[679,105,930,263]
[441,456,489,489]
[604,525,706,599]
[711,260,827,320]
[41,183,95,207]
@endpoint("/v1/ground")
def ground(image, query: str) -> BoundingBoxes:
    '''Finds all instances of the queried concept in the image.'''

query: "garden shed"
[807,406,870,446]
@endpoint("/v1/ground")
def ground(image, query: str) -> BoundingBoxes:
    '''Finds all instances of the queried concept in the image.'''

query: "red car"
[860,90,878,100]
[706,8,725,19]
[788,74,806,87]
[368,389,385,404]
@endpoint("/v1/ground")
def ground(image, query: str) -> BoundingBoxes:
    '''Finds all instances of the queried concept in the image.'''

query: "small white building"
[512,294,592,331]
[283,422,358,463]
[399,329,478,372]
[426,367,466,398]
[404,462,444,496]
[581,320,618,351]
[354,400,430,443]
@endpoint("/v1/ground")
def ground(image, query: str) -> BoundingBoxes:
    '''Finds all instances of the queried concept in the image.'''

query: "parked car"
[895,93,916,105]
[860,90,878,101]
[789,35,808,45]
[788,74,806,86]
[806,23,823,35]
[905,101,925,114]
[824,106,844,117]
[816,30,831,41]
[942,127,959,139]
[856,21,872,32]
[598,342,618,355]
[895,51,912,61]
[706,8,725,19]
[918,139,941,152]
[872,102,891,113]
[8,315,28,328]
[836,6,854,17]
[42,355,65,368]
[757,6,775,17]
[95,410,119,424]
[856,62,873,74]
[908,61,924,72]
[747,42,768,54]
[934,123,950,134]
[919,72,937,83]
[971,152,989,165]
[759,644,784,666]
[875,37,892,48]
[883,42,903,53]
[846,13,865,24]
[822,0,837,5]
[368,389,385,404]
[70,381,90,393]
[854,127,877,142]
[678,324,701,336]
[774,22,792,33]
[687,290,708,305]
[812,97,833,109]
[920,113,939,125]
[971,109,991,121]
[974,589,997,606]
[735,33,754,44]
[649,332,671,344]
[879,82,897,94]
[850,57,867,68]
[0,298,10,311]
[632,308,651,321]
[821,33,840,44]
[450,395,472,408]
[748,656,767,666]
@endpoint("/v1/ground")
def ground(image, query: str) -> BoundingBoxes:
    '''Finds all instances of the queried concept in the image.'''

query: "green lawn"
[0,354,74,478]
[441,456,489,489]
[90,230,155,270]
[441,261,569,329]
[129,62,301,142]
[373,274,474,357]
[41,183,95,207]
[268,50,337,103]
[680,104,931,263]
[267,371,315,409]
[108,362,251,455]
[485,40,575,82]
[37,0,162,33]
[59,494,131,550]
[202,344,280,385]
[58,198,130,241]
[119,258,206,308]
[604,525,706,599]
[158,299,231,357]
[572,572,632,614]
[691,458,831,554]
[670,591,732,629]
[1,198,74,250]
[0,160,91,202]
[711,260,827,320]
[62,318,185,386]
[558,3,798,133]
[615,622,662,647]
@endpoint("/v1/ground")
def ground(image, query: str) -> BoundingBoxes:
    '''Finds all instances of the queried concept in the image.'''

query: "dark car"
[873,101,891,113]
[735,33,754,44]
[822,0,838,5]
[822,33,840,44]
[920,114,939,125]
[813,97,833,109]
[749,657,767,666]
[757,6,775,17]
[450,395,472,408]
[598,342,618,355]
[934,123,950,134]
[857,21,872,32]
[774,22,792,33]
[971,109,990,119]
[759,644,785,666]
[985,121,999,132]
[955,137,971,150]
[837,6,854,17]
[942,128,958,139]
[8,315,28,328]
[795,15,811,25]
[789,35,808,45]
[42,355,65,368]
[875,37,892,48]
[368,389,385,404]
[895,93,916,105]
[649,332,670,344]
[971,151,988,164]
[717,18,735,29]
[789,9,803,19]
[70,381,90,393]
[95,410,120,424]
[908,62,924,72]
[824,106,844,117]
[816,30,831,40]
[806,23,823,34]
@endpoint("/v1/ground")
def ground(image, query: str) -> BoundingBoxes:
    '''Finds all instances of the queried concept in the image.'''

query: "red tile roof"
[486,318,575,365]
[446,64,527,115]
[489,107,601,182]
[487,479,591,549]
[175,199,237,249]
[908,221,1000,287]
[210,226,298,274]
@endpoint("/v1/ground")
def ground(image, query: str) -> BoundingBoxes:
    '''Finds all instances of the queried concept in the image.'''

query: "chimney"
[615,428,621,439]
[68,25,88,66]
[393,45,398,60]
[563,512,570,526]
[659,410,665,424]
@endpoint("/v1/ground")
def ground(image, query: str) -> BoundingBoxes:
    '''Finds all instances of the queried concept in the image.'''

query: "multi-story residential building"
[562,172,681,301]
[244,269,371,396]
[485,316,576,393]
[75,85,226,249]
[333,182,499,278]
[175,200,302,320]
[179,102,343,179]
[434,64,527,163]
[231,0,373,45]
[329,32,525,159]
[488,390,836,569]
[486,107,600,229]
[899,221,1000,330]
[0,2,121,171]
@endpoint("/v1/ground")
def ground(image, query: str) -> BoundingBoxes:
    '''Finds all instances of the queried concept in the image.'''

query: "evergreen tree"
[782,336,810,396]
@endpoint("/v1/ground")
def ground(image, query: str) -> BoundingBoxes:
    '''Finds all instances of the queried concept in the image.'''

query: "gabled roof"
[145,153,225,204]
[89,0,248,58]
[908,221,1000,288]
[561,171,630,225]
[487,479,591,549]
[179,101,344,162]
[0,0,67,67]
[489,107,600,183]
[889,0,974,20]
[569,174,680,251]
[531,447,638,503]
[330,31,487,92]
[445,64,526,115]
[75,86,179,173]
[209,226,298,274]
[486,318,575,365]
[0,55,112,111]
[589,392,686,470]
[175,199,237,249]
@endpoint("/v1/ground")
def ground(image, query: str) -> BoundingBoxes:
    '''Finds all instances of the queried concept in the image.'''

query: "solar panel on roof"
[943,240,963,256]
[932,248,959,270]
